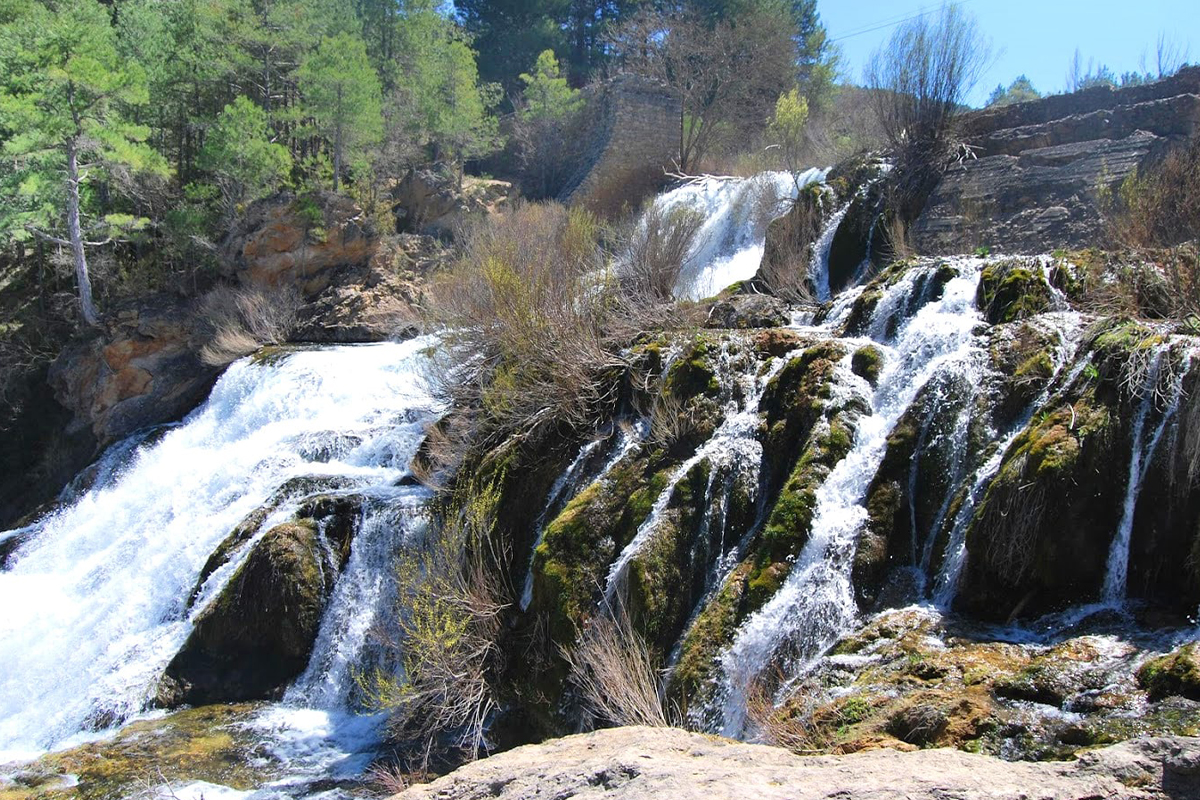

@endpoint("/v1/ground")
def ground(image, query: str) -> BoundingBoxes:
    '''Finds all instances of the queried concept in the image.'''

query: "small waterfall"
[932,312,1088,606]
[605,343,784,596]
[520,426,643,610]
[809,203,849,303]
[716,260,986,736]
[0,339,441,759]
[1102,344,1194,601]
[651,169,827,300]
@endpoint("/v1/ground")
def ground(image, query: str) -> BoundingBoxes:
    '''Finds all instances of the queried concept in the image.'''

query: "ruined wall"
[560,76,680,212]
[912,66,1200,255]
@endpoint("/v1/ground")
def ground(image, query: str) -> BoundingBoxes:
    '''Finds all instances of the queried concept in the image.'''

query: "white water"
[809,203,849,303]
[653,169,826,300]
[1102,344,1195,601]
[0,339,441,762]
[717,260,987,735]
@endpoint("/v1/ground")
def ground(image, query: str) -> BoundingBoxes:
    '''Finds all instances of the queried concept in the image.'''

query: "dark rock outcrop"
[393,166,514,237]
[157,517,349,705]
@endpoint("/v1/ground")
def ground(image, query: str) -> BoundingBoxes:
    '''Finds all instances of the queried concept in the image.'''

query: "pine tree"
[199,95,292,218]
[298,31,382,191]
[0,0,168,326]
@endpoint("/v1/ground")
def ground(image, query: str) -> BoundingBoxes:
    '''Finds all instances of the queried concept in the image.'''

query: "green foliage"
[519,50,583,122]
[298,32,383,191]
[767,87,809,179]
[199,96,292,217]
[985,75,1041,107]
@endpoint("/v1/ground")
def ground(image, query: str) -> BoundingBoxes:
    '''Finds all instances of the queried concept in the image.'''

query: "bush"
[615,202,704,304]
[1112,139,1200,250]
[426,202,622,447]
[362,481,508,761]
[197,284,302,367]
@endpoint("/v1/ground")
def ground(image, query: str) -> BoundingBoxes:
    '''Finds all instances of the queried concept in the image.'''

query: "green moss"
[665,336,720,399]
[851,345,884,385]
[1137,643,1200,700]
[669,566,750,711]
[976,260,1053,325]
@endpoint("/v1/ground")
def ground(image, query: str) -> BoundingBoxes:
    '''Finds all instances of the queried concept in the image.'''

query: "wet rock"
[1138,643,1200,701]
[158,519,343,706]
[976,259,1054,325]
[704,294,788,329]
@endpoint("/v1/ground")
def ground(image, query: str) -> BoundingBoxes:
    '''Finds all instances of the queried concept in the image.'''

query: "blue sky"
[819,0,1199,106]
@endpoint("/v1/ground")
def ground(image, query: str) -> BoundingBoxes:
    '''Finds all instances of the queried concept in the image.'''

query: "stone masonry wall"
[560,76,680,211]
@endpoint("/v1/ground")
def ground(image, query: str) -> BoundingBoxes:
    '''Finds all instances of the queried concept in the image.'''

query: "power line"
[829,0,982,43]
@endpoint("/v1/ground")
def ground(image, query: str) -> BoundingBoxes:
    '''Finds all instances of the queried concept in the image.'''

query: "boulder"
[704,294,788,329]
[157,518,347,706]
[392,726,1200,800]
[1138,644,1200,701]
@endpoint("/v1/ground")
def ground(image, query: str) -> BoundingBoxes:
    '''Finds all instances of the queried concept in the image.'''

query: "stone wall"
[560,76,680,212]
[911,66,1200,255]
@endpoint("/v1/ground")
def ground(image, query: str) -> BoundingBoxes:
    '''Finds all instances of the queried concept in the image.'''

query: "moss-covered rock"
[851,345,884,385]
[976,259,1053,325]
[4,704,272,800]
[158,519,335,706]
[1137,643,1200,701]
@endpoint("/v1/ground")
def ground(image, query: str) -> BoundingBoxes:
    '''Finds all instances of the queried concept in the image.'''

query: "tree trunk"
[66,137,100,327]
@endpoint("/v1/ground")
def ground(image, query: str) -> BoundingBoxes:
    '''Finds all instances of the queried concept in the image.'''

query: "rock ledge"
[395,726,1200,800]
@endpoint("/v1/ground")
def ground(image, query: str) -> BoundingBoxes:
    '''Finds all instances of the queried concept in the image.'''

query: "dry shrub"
[1112,138,1200,250]
[362,482,508,762]
[615,202,704,304]
[746,676,840,754]
[757,194,824,303]
[577,163,668,221]
[198,283,301,366]
[562,601,673,728]
[427,202,625,448]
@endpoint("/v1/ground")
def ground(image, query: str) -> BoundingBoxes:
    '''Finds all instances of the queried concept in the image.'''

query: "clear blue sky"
[819,0,1199,106]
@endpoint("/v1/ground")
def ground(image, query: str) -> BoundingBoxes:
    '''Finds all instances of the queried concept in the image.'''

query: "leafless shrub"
[425,202,626,450]
[615,203,704,305]
[865,3,991,214]
[608,5,799,171]
[757,192,824,303]
[362,482,508,762]
[1111,139,1200,254]
[646,390,701,453]
[746,676,839,754]
[562,600,673,728]
[197,284,302,367]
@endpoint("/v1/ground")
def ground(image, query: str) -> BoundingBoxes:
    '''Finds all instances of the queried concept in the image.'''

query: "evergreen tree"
[519,49,584,121]
[455,0,568,95]
[199,95,292,218]
[298,31,382,191]
[986,75,1041,107]
[0,0,168,326]
[513,49,584,198]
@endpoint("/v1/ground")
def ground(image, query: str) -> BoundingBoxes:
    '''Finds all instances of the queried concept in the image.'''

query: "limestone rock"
[393,726,1200,800]
[704,294,788,329]
[394,166,514,237]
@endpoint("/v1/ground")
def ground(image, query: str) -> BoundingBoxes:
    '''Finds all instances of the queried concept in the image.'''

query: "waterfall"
[651,169,827,301]
[809,204,849,303]
[1102,344,1194,601]
[932,312,1087,606]
[716,260,986,736]
[520,425,644,611]
[604,342,785,596]
[0,339,441,760]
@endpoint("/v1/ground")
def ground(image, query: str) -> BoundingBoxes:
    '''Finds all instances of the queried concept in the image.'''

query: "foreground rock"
[397,727,1200,800]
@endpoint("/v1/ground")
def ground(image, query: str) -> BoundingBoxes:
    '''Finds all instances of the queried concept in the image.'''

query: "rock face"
[220,191,378,295]
[393,166,514,237]
[157,517,348,705]
[912,67,1200,254]
[47,298,218,445]
[394,727,1200,800]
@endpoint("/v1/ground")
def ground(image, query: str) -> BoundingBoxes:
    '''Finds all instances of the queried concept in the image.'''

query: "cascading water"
[716,259,988,736]
[808,204,849,303]
[604,342,783,597]
[1102,343,1195,601]
[0,338,441,765]
[651,169,826,301]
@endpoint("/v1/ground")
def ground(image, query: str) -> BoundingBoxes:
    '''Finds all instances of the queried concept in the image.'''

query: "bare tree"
[609,6,798,171]
[864,3,991,158]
